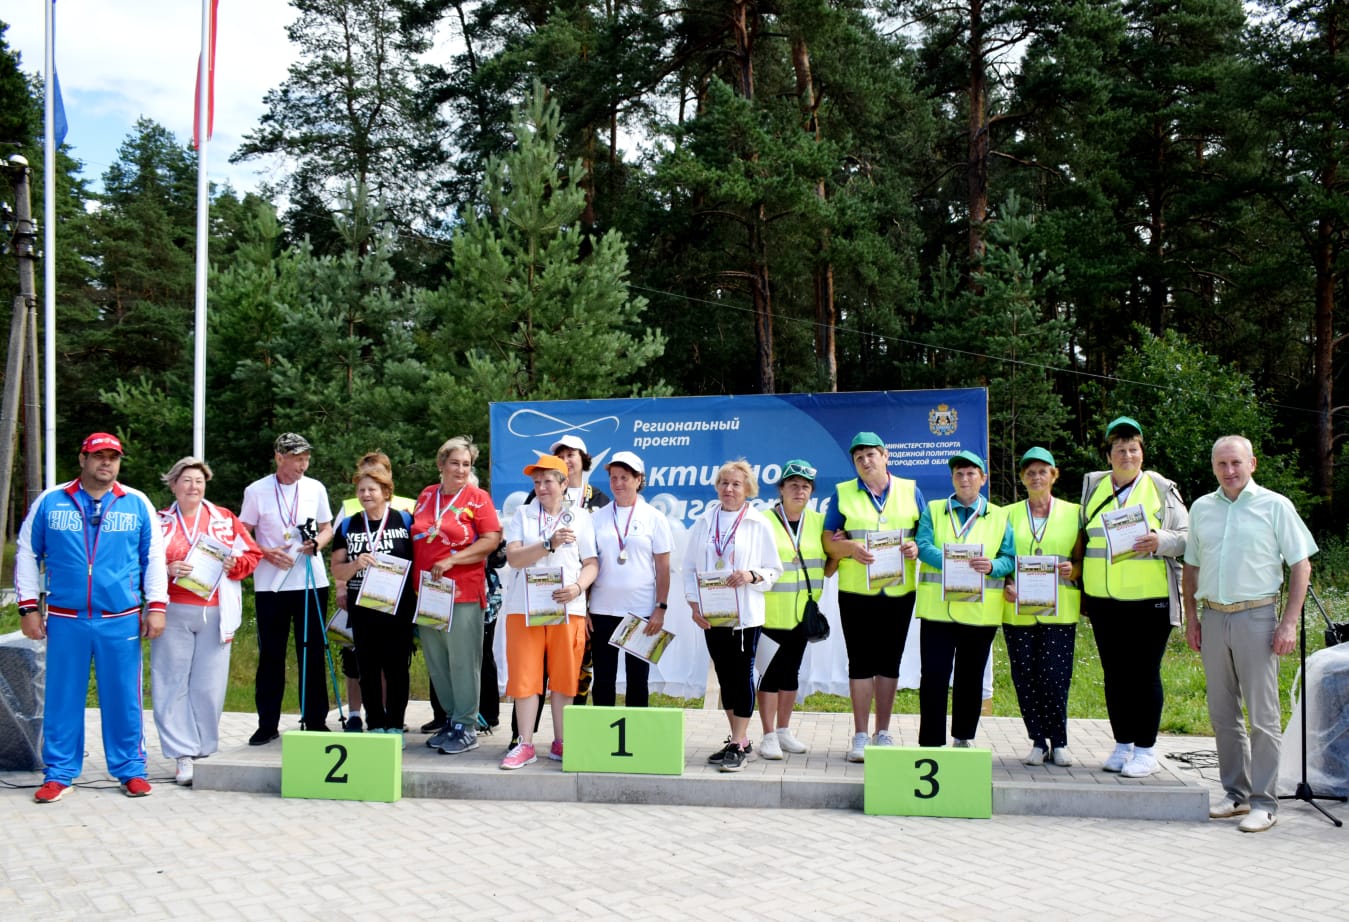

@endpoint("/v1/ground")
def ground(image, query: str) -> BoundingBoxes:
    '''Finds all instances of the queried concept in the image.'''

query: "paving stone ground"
[3,705,1347,920]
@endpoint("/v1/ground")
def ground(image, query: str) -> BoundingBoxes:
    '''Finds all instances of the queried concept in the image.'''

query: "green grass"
[4,527,1347,737]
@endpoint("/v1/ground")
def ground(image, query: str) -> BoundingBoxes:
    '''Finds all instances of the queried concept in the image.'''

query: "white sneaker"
[1120,747,1159,778]
[175,757,194,786]
[1210,795,1251,819]
[759,732,784,760]
[847,731,869,762]
[1023,745,1048,766]
[873,730,896,747]
[1238,810,1277,833]
[776,728,809,754]
[1051,746,1074,767]
[1103,743,1134,772]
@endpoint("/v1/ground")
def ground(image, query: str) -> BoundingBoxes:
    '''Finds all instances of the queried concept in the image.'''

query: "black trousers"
[590,613,651,707]
[917,620,997,747]
[1086,597,1172,748]
[705,626,762,719]
[759,623,809,693]
[350,606,414,731]
[255,586,330,732]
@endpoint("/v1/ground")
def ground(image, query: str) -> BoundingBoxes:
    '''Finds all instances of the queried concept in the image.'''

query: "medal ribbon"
[273,475,300,531]
[538,502,567,545]
[712,504,748,564]
[612,502,636,555]
[174,501,205,544]
[948,496,983,541]
[1024,497,1052,551]
[864,476,891,521]
[1111,475,1139,509]
[773,503,803,554]
[363,507,391,556]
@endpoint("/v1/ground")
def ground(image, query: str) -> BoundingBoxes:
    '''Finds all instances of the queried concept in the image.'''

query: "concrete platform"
[194,705,1211,821]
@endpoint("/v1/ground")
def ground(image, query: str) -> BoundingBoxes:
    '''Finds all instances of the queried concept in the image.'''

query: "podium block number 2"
[864,746,991,818]
[282,730,402,802]
[562,706,684,775]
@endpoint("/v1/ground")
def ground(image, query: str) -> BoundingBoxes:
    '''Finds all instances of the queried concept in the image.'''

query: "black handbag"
[776,506,830,643]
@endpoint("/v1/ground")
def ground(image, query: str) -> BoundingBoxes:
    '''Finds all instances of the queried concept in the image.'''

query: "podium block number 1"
[562,706,684,775]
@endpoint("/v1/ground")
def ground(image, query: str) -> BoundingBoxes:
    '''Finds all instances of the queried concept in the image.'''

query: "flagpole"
[192,0,212,459]
[43,0,57,487]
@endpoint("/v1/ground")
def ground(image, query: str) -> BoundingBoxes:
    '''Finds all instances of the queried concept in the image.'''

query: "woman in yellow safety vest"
[914,451,1015,748]
[757,459,829,760]
[1079,417,1188,779]
[821,432,924,763]
[1002,447,1082,767]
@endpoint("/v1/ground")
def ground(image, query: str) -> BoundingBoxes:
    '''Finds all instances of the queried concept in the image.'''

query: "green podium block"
[561,705,684,775]
[864,745,992,818]
[281,730,402,802]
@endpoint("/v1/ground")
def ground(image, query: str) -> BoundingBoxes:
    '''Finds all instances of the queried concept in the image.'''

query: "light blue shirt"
[916,495,1016,578]
[1184,480,1317,604]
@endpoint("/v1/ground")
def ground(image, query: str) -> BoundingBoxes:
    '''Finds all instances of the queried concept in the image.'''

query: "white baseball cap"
[550,435,588,454]
[605,451,645,475]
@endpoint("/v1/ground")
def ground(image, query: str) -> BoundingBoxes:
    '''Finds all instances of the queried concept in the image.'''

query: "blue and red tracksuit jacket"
[15,480,168,618]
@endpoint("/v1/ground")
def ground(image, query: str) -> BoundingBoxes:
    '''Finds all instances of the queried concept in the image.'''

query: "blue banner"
[490,389,987,524]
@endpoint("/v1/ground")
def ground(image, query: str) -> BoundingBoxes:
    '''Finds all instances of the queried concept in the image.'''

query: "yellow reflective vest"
[763,506,826,629]
[1002,498,1082,626]
[833,477,919,596]
[916,500,1009,626]
[1081,474,1169,601]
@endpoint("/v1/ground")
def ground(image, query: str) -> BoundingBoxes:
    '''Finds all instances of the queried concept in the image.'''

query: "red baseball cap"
[81,432,124,455]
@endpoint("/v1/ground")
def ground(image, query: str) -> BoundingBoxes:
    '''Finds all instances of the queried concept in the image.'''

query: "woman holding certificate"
[1079,416,1188,778]
[821,431,924,763]
[588,451,674,708]
[501,454,599,769]
[330,454,417,742]
[412,437,503,757]
[154,457,262,785]
[1001,448,1082,767]
[758,459,827,760]
[683,460,783,772]
[914,451,1015,748]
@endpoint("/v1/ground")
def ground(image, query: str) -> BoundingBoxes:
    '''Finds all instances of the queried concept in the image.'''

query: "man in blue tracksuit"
[16,432,168,803]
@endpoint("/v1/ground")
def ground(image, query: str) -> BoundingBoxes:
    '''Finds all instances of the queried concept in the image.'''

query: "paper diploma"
[175,533,234,601]
[866,530,907,590]
[942,543,985,602]
[607,613,676,665]
[353,553,411,615]
[525,567,568,626]
[697,570,741,628]
[414,572,456,631]
[1015,555,1058,618]
[1102,504,1148,563]
[326,607,354,645]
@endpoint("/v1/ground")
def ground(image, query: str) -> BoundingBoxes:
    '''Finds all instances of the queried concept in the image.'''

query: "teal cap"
[781,459,817,482]
[1019,447,1056,468]
[1105,416,1142,439]
[948,450,987,473]
[850,431,885,452]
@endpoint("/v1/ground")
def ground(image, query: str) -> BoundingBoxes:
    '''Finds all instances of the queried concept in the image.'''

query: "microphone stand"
[1277,585,1345,826]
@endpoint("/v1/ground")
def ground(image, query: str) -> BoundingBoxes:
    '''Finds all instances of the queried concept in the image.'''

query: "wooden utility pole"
[1,155,39,578]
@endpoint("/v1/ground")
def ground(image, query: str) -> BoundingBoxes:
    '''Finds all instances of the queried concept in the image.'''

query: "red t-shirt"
[411,482,502,605]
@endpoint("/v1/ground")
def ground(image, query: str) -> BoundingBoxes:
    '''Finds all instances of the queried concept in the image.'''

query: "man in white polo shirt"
[1183,435,1317,833]
[240,433,335,742]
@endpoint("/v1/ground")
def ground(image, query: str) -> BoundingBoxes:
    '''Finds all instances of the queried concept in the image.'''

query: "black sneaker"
[707,736,736,765]
[343,714,363,732]
[248,728,279,746]
[719,742,747,772]
[420,717,443,733]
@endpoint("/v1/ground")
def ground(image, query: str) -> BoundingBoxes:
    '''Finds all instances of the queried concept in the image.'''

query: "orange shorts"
[504,613,587,698]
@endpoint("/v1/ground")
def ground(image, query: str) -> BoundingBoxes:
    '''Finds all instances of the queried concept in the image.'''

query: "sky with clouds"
[7,1,297,193]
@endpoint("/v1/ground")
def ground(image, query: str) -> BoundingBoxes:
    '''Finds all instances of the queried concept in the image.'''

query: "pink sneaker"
[500,743,537,770]
[549,739,564,761]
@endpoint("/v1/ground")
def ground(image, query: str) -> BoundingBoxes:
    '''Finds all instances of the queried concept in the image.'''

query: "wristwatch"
[19,607,37,617]
[656,602,668,610]
[542,536,553,553]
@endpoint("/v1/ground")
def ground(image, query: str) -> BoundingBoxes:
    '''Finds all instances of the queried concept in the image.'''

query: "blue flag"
[53,69,68,146]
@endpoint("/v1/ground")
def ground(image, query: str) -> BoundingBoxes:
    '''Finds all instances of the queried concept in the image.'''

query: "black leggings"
[1087,597,1173,748]
[759,623,808,693]
[704,626,762,718]
[590,613,651,707]
[350,606,414,731]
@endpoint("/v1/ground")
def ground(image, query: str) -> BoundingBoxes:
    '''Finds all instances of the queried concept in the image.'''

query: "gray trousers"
[1201,601,1282,813]
[420,601,485,728]
[151,602,232,759]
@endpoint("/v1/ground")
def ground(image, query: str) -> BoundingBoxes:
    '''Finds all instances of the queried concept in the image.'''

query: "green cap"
[1105,416,1142,439]
[948,450,987,473]
[1019,447,1056,468]
[780,459,817,482]
[850,431,885,452]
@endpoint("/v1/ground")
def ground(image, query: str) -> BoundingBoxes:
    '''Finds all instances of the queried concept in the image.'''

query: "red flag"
[192,0,219,149]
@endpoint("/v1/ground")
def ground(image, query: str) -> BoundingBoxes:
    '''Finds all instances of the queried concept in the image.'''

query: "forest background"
[1,0,1347,566]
